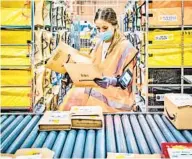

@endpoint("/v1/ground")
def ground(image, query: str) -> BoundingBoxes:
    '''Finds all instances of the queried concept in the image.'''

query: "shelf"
[0,44,30,46]
[148,84,192,87]
[1,66,31,70]
[148,66,183,68]
[147,106,164,109]
[0,25,32,30]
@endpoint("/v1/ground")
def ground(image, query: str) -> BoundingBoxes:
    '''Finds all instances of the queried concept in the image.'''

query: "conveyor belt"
[0,114,191,158]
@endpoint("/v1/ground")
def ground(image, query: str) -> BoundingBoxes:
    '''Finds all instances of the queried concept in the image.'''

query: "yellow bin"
[1,46,30,66]
[1,69,31,86]
[1,87,31,109]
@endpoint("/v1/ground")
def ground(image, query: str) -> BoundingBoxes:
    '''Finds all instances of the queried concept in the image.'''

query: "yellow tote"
[1,0,30,8]
[184,47,192,66]
[1,7,31,26]
[1,30,31,44]
[1,87,31,108]
[1,69,31,86]
[1,46,30,66]
[148,47,182,66]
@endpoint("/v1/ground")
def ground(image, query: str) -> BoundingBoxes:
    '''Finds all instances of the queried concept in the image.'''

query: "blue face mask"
[98,30,114,41]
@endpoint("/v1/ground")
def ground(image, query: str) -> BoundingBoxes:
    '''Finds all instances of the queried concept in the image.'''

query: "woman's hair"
[94,8,118,26]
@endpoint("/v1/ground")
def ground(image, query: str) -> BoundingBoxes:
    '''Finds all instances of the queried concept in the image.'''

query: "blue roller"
[32,131,48,148]
[43,131,58,149]
[20,123,39,148]
[6,115,40,153]
[1,115,32,153]
[138,115,161,154]
[182,131,192,142]
[52,131,68,159]
[60,130,77,158]
[95,127,106,158]
[114,115,128,153]
[0,115,7,123]
[130,115,150,154]
[154,114,177,142]
[105,115,117,153]
[122,115,139,153]
[162,115,187,142]
[146,115,167,146]
[84,130,96,158]
[1,115,16,132]
[72,130,87,158]
[1,115,24,142]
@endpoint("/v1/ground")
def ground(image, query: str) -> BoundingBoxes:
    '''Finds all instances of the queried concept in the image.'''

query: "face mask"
[98,30,114,41]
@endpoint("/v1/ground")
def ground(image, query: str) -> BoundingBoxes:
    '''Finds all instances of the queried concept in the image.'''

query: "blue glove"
[94,77,117,89]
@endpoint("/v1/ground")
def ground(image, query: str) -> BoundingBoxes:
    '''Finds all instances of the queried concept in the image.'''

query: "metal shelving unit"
[1,1,35,111]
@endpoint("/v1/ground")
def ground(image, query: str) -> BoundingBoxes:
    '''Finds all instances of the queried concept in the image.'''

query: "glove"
[94,77,117,89]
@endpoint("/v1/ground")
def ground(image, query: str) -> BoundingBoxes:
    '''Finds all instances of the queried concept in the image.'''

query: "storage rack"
[124,0,192,112]
[1,1,35,112]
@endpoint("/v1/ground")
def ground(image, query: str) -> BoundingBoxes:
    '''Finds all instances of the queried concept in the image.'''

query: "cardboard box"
[64,63,102,87]
[107,153,161,159]
[164,93,192,129]
[0,153,15,159]
[46,42,91,74]
[15,148,54,159]
[38,111,71,131]
[71,106,103,129]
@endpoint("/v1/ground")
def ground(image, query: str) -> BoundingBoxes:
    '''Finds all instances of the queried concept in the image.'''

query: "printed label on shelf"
[156,94,165,101]
[159,15,177,22]
[155,34,174,41]
[168,148,192,159]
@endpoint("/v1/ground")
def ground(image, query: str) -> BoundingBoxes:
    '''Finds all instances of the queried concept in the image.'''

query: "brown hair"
[94,8,118,26]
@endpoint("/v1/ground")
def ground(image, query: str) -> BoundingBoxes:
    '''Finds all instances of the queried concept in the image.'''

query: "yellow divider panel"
[1,30,31,44]
[1,87,31,107]
[1,46,30,66]
[1,70,31,86]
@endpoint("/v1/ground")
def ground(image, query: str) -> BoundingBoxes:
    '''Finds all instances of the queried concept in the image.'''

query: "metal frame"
[1,1,35,111]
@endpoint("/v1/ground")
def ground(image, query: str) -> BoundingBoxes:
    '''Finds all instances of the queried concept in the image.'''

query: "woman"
[59,8,138,112]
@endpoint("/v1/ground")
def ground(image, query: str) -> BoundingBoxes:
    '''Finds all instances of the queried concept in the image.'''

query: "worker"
[59,8,138,112]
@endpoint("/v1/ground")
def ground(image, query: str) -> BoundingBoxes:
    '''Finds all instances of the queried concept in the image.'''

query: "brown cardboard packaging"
[149,8,182,26]
[46,42,91,74]
[38,111,71,131]
[64,63,102,87]
[0,153,15,159]
[15,148,54,159]
[71,106,103,129]
[164,93,192,130]
[107,153,161,159]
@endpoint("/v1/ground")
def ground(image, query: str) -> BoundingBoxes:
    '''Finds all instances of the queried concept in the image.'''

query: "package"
[42,31,52,60]
[43,0,51,26]
[34,30,43,65]
[34,0,44,26]
[1,30,31,44]
[1,69,31,86]
[1,7,31,26]
[46,42,91,73]
[64,63,102,87]
[107,153,161,159]
[1,46,30,66]
[71,106,103,129]
[15,148,54,159]
[148,47,182,66]
[184,7,192,25]
[148,7,182,26]
[0,153,15,159]
[1,87,31,109]
[38,111,71,131]
[164,93,192,129]
[44,94,54,111]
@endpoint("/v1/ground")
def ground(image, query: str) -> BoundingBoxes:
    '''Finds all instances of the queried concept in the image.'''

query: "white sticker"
[168,148,192,159]
[49,112,69,124]
[159,15,177,22]
[122,72,132,86]
[155,34,173,41]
